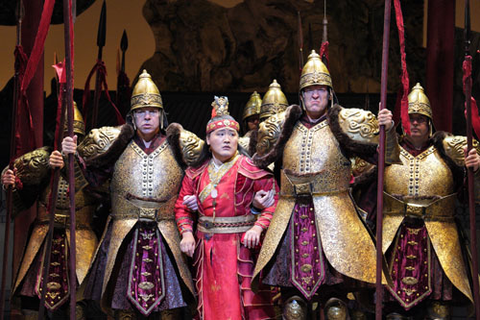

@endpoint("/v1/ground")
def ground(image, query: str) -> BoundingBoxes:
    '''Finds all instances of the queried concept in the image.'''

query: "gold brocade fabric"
[104,140,194,296]
[198,153,240,204]
[254,120,385,284]
[383,145,473,302]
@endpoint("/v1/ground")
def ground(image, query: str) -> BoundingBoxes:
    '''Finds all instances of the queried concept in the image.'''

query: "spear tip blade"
[97,0,107,48]
[121,29,128,52]
[15,0,25,23]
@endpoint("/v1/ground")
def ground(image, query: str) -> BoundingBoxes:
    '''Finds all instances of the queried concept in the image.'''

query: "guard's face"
[206,127,238,162]
[302,85,329,119]
[246,114,260,131]
[133,107,160,141]
[409,113,429,141]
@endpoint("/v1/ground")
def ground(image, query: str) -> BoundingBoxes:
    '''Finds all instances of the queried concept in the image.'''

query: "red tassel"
[394,0,410,135]
[211,107,217,119]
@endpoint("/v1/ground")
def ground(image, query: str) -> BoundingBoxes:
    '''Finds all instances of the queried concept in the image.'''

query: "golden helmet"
[242,91,262,121]
[63,101,85,136]
[299,50,332,91]
[130,70,163,112]
[260,80,289,121]
[408,83,432,120]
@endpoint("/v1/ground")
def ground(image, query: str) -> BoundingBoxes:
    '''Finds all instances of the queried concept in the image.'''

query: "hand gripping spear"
[38,0,76,318]
[463,1,480,318]
[376,0,392,318]
[0,1,24,318]
[90,0,106,130]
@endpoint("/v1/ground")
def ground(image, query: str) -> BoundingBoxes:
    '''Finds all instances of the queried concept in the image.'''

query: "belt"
[197,215,256,234]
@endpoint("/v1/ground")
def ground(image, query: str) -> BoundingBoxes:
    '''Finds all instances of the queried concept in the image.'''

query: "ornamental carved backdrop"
[140,0,425,93]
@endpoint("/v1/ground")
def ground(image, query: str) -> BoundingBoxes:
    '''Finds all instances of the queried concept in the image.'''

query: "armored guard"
[238,91,262,155]
[61,70,204,319]
[1,104,103,318]
[251,51,398,319]
[379,84,480,319]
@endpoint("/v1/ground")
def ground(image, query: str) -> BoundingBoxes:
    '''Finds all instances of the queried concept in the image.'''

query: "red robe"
[175,155,277,320]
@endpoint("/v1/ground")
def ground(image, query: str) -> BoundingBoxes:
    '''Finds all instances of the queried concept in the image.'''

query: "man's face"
[206,127,238,162]
[133,107,160,141]
[302,85,329,119]
[246,114,260,131]
[409,113,429,141]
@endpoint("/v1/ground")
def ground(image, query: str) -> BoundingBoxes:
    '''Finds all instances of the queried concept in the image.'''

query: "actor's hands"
[183,195,198,211]
[1,168,16,188]
[252,189,275,210]
[61,135,78,155]
[464,147,480,171]
[377,108,394,131]
[49,150,65,169]
[243,225,263,249]
[180,232,196,257]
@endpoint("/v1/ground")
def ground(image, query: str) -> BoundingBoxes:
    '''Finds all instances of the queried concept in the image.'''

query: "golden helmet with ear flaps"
[242,91,262,121]
[260,80,289,121]
[63,101,85,136]
[408,83,432,120]
[130,70,163,112]
[299,50,333,92]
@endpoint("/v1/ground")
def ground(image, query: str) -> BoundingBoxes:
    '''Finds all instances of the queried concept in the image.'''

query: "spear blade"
[97,0,106,49]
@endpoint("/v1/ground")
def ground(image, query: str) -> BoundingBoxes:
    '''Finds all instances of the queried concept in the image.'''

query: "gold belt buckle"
[54,214,68,226]
[405,203,424,218]
[139,208,157,220]
[294,182,312,196]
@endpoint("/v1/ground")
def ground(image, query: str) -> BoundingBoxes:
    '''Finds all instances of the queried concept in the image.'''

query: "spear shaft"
[464,1,480,318]
[0,1,23,317]
[376,0,392,318]
[63,0,76,318]
[91,0,106,129]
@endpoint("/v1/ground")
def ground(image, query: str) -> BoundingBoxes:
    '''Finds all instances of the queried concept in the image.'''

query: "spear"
[116,30,130,116]
[463,1,480,317]
[0,1,24,318]
[64,0,77,318]
[297,11,304,73]
[90,0,106,129]
[376,0,392,318]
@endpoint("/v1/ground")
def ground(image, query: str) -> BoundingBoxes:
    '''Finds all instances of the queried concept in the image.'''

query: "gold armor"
[254,107,388,285]
[260,80,288,121]
[130,70,163,112]
[383,142,474,303]
[101,139,194,297]
[299,50,332,91]
[11,147,100,296]
[242,91,262,121]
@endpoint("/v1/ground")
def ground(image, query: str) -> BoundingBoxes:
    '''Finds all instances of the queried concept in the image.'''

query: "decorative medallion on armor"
[408,83,432,120]
[77,126,122,159]
[178,128,205,167]
[127,225,166,315]
[299,50,332,91]
[260,80,288,121]
[256,110,286,156]
[242,91,262,121]
[338,108,379,144]
[130,70,163,112]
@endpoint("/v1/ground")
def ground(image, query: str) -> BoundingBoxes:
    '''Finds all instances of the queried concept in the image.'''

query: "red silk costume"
[175,154,277,320]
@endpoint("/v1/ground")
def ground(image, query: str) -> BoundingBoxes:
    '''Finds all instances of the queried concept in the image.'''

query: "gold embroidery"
[301,264,312,273]
[407,240,418,246]
[406,255,417,260]
[407,228,421,235]
[403,288,417,296]
[138,282,154,290]
[402,277,419,285]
